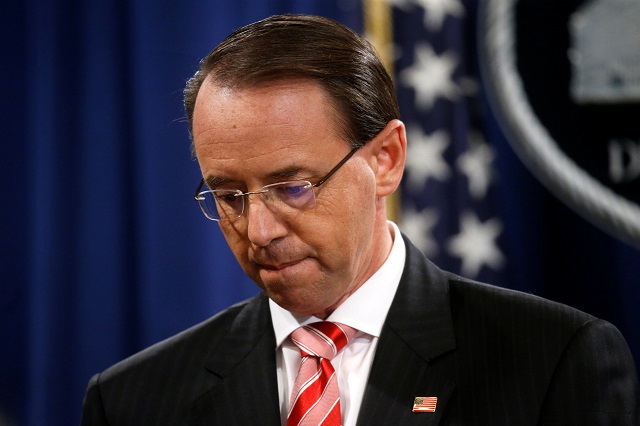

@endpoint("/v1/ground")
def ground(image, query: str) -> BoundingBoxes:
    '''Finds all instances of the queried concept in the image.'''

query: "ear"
[369,119,407,197]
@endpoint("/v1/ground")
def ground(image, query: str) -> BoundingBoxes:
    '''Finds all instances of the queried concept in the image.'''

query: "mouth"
[258,259,304,271]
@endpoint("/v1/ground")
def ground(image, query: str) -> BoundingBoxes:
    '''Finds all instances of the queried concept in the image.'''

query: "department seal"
[478,0,640,248]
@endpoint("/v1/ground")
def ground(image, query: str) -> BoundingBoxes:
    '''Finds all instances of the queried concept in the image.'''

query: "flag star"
[414,0,465,31]
[400,43,460,110]
[405,127,451,190]
[400,206,440,257]
[447,212,505,278]
[457,133,496,199]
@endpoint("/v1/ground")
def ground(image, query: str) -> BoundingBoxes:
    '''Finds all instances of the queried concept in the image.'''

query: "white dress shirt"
[269,221,406,426]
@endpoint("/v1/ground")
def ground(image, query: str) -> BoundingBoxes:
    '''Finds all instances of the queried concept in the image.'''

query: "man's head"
[186,14,406,319]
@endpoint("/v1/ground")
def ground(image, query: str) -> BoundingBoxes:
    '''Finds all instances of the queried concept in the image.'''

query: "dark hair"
[183,14,399,148]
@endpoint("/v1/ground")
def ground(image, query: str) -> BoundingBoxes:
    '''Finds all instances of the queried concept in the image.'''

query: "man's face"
[192,78,388,318]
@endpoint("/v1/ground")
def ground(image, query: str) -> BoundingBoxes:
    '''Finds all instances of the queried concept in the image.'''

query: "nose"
[245,194,288,247]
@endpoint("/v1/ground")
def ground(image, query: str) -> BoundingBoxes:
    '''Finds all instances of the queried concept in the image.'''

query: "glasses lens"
[197,189,243,221]
[265,181,315,210]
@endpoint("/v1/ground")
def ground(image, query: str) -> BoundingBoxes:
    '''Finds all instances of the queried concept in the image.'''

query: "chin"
[267,287,328,316]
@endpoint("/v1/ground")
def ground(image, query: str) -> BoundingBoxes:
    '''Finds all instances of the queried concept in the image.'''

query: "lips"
[258,259,303,271]
[250,247,307,271]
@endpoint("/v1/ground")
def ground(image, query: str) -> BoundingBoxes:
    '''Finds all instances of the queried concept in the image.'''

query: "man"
[81,14,639,425]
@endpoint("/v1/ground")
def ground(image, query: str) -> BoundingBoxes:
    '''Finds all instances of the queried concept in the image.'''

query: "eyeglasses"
[194,146,360,221]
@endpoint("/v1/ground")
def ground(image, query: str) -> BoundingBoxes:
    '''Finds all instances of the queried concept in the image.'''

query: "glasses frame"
[194,146,360,221]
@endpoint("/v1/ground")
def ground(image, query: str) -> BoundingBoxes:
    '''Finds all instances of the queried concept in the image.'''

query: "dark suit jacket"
[81,236,640,425]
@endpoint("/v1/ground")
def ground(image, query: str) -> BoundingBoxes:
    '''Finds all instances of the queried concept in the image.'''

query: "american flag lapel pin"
[412,396,438,413]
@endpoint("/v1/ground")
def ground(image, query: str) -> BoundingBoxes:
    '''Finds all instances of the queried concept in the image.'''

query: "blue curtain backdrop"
[1,1,638,425]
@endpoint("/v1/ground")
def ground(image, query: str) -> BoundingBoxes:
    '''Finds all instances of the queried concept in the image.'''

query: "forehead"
[192,78,349,179]
[193,77,341,133]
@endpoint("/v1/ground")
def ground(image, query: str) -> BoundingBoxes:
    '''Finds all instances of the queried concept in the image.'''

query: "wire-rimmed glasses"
[194,146,360,221]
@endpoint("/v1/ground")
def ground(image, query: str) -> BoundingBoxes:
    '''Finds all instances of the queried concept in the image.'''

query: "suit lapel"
[190,293,281,425]
[357,236,457,425]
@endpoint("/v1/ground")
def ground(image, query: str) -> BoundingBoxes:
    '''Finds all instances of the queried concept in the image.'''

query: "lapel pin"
[412,396,437,413]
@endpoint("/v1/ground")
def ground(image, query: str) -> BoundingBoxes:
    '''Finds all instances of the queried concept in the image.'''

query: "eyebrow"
[205,176,234,189]
[269,165,308,180]
[204,165,313,189]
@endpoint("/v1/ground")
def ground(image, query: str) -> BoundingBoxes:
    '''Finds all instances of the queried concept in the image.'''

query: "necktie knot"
[287,322,358,426]
[290,321,357,360]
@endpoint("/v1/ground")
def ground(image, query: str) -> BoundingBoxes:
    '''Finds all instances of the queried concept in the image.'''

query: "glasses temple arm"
[313,146,360,188]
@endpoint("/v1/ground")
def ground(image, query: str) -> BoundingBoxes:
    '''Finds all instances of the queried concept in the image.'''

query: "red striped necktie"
[287,321,357,426]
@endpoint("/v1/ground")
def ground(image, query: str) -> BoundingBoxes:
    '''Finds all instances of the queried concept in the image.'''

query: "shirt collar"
[270,221,406,347]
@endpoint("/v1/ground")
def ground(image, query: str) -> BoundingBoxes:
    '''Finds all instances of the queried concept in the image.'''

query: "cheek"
[314,164,377,220]
[336,171,377,225]
[219,224,266,285]
[219,223,249,260]
[304,183,376,251]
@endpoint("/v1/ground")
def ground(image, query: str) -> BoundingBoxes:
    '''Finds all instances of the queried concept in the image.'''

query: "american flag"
[391,0,507,286]
[412,396,438,412]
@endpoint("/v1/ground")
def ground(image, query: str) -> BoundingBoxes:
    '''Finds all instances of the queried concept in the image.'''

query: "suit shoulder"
[447,275,596,336]
[445,274,636,373]
[81,293,273,423]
